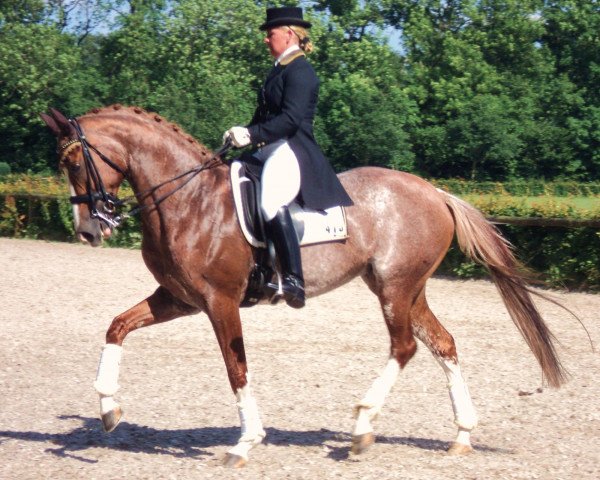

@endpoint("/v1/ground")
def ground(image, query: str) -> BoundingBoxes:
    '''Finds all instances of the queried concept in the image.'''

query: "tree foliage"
[0,0,598,180]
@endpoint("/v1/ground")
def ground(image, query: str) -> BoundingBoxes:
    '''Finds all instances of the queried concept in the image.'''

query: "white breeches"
[253,140,301,221]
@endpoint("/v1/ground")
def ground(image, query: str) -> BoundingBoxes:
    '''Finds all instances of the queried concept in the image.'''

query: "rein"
[61,118,232,229]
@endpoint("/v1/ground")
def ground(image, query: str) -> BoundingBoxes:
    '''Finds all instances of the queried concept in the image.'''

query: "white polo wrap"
[93,344,123,396]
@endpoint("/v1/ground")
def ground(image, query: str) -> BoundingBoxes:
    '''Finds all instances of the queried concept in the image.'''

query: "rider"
[223,6,353,309]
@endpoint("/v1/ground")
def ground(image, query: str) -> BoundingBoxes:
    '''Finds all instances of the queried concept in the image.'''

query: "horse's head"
[40,108,127,246]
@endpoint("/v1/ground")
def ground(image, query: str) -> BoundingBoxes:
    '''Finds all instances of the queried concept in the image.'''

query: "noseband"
[58,118,232,229]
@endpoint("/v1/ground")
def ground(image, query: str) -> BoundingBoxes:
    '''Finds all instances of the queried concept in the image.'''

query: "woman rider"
[223,6,353,309]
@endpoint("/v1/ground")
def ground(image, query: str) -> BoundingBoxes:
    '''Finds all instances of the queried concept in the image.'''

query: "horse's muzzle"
[76,219,112,247]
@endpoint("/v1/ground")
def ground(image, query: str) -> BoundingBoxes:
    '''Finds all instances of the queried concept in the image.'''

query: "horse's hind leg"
[352,283,417,454]
[411,291,477,454]
[94,286,198,432]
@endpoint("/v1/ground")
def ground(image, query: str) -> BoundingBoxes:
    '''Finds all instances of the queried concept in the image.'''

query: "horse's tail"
[441,191,567,388]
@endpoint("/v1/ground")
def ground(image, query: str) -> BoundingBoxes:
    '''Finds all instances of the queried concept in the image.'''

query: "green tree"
[0,0,110,172]
[2,0,599,180]
[309,3,417,170]
[98,0,169,105]
[0,22,102,171]
[0,0,46,25]
[384,0,598,180]
[318,72,415,171]
[87,0,264,147]
[542,0,600,178]
[420,93,524,179]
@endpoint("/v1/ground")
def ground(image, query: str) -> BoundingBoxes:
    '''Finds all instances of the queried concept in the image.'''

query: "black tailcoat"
[246,52,353,210]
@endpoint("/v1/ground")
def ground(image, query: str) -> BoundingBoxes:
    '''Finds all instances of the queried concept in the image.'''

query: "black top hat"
[259,7,312,30]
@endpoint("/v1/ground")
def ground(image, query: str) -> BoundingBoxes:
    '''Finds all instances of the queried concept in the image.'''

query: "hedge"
[433,179,600,197]
[4,175,600,200]
[438,227,600,291]
[0,194,142,248]
[460,195,600,220]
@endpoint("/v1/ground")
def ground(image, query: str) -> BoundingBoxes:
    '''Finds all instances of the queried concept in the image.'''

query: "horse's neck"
[119,127,217,200]
[117,129,231,234]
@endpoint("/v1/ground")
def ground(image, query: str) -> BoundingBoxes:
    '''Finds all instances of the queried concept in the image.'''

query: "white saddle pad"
[230,161,349,248]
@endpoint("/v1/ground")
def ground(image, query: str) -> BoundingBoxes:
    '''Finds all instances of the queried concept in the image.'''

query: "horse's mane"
[82,104,212,158]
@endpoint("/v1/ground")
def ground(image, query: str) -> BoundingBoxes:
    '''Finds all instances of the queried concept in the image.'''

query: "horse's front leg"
[94,286,198,432]
[205,294,265,468]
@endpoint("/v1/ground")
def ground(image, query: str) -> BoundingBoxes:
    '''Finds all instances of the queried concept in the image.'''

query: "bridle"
[60,118,126,228]
[59,118,232,229]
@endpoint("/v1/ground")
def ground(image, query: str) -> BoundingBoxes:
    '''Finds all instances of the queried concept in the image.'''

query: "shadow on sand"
[0,415,512,464]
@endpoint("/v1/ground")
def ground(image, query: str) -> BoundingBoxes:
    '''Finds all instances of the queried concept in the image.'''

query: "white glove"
[223,126,251,148]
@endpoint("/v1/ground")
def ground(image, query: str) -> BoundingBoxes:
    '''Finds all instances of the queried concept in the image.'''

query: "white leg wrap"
[438,358,478,432]
[99,395,120,415]
[455,428,471,446]
[227,380,266,460]
[353,358,400,436]
[93,344,123,397]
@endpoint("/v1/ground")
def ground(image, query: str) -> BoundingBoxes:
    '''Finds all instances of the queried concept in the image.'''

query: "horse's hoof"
[101,407,123,433]
[223,453,247,468]
[351,432,375,455]
[447,442,473,455]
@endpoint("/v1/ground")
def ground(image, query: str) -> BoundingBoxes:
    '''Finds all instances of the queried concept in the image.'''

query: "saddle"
[230,160,349,306]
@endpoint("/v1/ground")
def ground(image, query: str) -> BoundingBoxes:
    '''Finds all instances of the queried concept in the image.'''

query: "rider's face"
[264,27,293,59]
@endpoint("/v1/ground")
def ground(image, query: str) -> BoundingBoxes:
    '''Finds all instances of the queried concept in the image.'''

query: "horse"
[40,105,566,468]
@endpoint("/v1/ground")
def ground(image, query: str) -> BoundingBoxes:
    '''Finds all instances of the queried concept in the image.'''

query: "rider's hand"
[223,127,251,148]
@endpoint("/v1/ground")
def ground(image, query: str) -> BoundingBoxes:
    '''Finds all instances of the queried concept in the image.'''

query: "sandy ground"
[0,237,599,479]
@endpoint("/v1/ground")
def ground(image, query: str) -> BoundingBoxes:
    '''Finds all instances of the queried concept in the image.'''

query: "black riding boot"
[266,206,305,309]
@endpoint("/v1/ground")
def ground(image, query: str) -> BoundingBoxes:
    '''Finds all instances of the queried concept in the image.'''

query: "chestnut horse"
[41,105,565,467]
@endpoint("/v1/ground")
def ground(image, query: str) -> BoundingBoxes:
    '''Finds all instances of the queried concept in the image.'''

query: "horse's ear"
[48,108,76,137]
[40,112,61,137]
[49,107,69,125]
